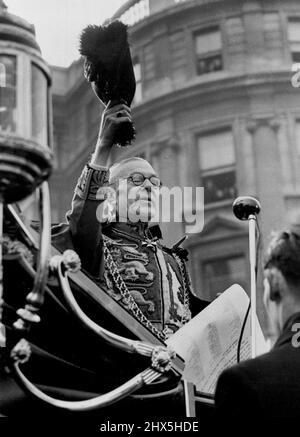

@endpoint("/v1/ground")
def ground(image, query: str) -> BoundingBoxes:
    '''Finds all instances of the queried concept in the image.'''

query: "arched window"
[0,55,17,133]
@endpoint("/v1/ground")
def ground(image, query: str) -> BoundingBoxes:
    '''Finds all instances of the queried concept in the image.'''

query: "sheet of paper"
[166,284,269,395]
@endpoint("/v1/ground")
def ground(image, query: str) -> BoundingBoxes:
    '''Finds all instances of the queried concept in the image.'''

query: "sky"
[5,0,128,67]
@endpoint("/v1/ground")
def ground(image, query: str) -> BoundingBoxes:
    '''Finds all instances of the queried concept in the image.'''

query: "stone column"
[153,136,184,247]
[246,117,285,243]
[236,117,257,198]
[246,116,285,334]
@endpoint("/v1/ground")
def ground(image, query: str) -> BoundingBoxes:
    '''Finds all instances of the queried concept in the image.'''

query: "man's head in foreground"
[263,226,300,338]
[102,157,160,224]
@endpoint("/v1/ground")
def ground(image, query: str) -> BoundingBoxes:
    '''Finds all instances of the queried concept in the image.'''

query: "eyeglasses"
[126,173,162,187]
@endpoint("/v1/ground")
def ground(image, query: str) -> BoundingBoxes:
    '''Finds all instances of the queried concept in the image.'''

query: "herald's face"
[112,160,160,223]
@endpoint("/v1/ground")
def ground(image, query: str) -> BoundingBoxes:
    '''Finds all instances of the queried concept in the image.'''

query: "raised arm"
[91,102,131,167]
[52,103,131,278]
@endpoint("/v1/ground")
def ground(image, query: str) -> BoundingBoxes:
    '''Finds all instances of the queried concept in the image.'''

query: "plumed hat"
[79,21,136,147]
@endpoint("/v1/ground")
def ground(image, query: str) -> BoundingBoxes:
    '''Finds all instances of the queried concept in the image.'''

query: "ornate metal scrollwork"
[1,208,179,412]
[0,136,179,411]
[49,249,176,367]
[10,339,31,365]
[13,182,51,333]
[151,346,176,373]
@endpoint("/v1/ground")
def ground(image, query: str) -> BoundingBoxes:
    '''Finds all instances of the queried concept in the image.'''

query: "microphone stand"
[248,213,257,358]
[233,196,261,359]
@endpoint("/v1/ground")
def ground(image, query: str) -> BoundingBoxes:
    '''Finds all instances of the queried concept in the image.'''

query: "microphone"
[232,196,261,359]
[232,196,261,221]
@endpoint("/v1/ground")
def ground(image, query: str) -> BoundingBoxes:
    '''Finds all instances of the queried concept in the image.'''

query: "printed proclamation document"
[167,284,268,395]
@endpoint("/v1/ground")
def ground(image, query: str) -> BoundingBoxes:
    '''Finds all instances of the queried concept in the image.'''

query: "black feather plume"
[79,21,136,146]
[79,21,128,74]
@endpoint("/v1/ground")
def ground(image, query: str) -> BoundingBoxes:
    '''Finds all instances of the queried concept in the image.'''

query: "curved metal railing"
[4,197,178,411]
[10,342,160,412]
[50,251,175,368]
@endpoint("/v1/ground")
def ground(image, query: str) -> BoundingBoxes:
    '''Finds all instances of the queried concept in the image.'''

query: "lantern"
[0,0,52,203]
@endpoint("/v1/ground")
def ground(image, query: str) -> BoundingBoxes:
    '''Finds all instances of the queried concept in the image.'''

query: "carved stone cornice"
[151,136,181,156]
[167,136,181,151]
[246,116,281,134]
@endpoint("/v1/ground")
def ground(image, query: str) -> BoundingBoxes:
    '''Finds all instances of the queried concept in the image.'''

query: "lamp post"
[0,2,52,324]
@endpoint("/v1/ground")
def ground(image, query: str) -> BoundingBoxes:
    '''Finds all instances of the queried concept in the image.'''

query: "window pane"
[133,62,142,104]
[291,42,300,62]
[31,64,48,145]
[196,54,223,75]
[0,55,17,134]
[292,53,300,63]
[296,121,300,155]
[195,30,222,55]
[203,256,247,299]
[134,62,141,82]
[0,63,5,87]
[288,20,300,42]
[198,130,235,170]
[203,170,236,203]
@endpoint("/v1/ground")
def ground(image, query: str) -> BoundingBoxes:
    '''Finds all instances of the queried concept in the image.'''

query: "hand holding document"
[167,284,268,395]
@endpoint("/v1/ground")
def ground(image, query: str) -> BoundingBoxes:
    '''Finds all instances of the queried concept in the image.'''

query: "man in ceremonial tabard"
[52,102,209,342]
[0,103,208,418]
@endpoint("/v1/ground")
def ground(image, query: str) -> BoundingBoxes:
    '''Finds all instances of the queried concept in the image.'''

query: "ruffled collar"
[103,221,161,241]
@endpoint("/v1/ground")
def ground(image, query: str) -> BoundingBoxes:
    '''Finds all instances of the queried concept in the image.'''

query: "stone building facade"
[50,0,300,332]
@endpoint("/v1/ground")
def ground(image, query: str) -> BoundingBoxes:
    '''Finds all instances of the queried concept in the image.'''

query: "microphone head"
[232,196,261,221]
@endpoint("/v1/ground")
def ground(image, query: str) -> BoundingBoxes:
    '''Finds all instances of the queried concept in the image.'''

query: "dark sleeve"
[64,164,109,278]
[214,365,260,417]
[189,292,210,317]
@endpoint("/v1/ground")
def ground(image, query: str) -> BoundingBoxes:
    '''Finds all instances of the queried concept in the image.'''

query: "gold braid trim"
[103,238,166,341]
